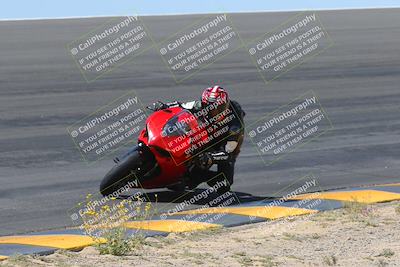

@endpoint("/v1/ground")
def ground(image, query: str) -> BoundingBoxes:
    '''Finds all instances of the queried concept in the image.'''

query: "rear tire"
[100,150,141,197]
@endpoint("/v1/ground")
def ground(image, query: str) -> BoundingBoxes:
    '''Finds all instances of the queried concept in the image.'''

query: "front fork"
[115,142,159,181]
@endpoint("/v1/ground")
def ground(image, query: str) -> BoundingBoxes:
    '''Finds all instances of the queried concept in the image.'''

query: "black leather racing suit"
[180,99,245,189]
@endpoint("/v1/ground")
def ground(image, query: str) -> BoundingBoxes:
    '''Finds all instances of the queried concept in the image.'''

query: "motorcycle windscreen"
[159,110,209,166]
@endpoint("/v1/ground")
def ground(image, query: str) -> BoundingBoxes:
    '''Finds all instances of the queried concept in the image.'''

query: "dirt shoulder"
[2,201,400,267]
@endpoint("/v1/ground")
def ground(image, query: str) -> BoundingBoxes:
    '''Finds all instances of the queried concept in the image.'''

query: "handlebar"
[146,101,166,111]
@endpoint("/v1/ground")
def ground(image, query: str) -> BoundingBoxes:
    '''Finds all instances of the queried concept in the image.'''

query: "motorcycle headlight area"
[162,116,192,137]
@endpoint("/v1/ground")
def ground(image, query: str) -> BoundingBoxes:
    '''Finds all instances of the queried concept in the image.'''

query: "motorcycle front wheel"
[99,148,142,197]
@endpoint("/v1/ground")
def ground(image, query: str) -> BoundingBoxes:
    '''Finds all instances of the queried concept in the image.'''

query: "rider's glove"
[149,101,181,111]
[198,152,213,169]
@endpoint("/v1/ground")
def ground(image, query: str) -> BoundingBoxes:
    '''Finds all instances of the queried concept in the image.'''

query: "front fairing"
[145,107,207,165]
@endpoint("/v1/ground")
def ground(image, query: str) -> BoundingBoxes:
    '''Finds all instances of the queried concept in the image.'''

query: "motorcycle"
[99,102,230,196]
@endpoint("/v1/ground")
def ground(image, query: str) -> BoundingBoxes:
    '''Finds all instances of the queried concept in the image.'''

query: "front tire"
[100,150,141,197]
[167,182,186,192]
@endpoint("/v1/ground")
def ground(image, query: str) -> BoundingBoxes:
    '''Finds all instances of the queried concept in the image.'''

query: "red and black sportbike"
[99,102,230,196]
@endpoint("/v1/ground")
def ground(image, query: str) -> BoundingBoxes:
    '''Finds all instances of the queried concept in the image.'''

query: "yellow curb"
[0,235,105,250]
[293,190,400,204]
[124,220,220,233]
[375,183,400,187]
[177,206,317,219]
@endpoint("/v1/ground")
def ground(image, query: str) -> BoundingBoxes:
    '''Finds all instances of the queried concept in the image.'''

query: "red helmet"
[201,86,229,118]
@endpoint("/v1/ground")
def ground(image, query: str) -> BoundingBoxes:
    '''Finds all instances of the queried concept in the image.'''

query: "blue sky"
[1,0,400,20]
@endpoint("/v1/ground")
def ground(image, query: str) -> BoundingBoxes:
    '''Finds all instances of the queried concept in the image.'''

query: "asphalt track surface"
[0,8,400,236]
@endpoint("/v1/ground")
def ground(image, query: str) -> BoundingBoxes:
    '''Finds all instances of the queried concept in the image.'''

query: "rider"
[151,86,245,192]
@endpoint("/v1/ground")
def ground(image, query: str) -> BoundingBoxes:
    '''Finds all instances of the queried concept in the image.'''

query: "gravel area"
[2,201,400,266]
